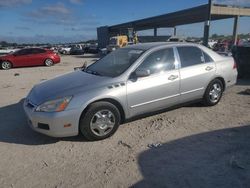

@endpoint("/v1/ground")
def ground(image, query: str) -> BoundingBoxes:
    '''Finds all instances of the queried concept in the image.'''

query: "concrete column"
[154,28,157,37]
[173,27,177,36]
[233,16,239,45]
[203,0,212,47]
[203,21,210,47]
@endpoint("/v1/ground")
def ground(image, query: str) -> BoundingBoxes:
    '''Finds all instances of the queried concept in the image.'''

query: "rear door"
[177,46,216,102]
[126,47,180,117]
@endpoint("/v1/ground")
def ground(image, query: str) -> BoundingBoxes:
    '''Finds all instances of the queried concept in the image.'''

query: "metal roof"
[108,4,250,33]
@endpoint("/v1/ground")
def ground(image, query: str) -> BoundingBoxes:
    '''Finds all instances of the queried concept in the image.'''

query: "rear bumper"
[23,99,80,137]
[225,69,238,90]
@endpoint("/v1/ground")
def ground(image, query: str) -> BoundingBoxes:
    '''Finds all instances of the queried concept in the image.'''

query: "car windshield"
[85,48,145,77]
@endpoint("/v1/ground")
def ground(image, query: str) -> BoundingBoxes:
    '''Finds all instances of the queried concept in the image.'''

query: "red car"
[0,48,60,70]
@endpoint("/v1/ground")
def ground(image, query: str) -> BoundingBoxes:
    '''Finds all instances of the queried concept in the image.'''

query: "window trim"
[176,45,215,69]
[201,50,214,63]
[131,46,179,78]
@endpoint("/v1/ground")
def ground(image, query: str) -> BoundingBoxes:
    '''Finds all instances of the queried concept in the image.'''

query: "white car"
[59,44,83,55]
[0,48,19,55]
[58,46,72,55]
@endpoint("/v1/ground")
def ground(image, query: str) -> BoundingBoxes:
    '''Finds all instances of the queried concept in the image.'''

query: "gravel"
[0,54,249,188]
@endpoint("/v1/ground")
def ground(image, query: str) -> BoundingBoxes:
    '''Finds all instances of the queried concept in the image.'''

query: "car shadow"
[0,100,86,145]
[238,90,250,96]
[132,125,250,188]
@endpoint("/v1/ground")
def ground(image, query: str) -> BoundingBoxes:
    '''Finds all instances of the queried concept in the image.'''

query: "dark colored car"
[70,46,85,55]
[85,45,99,54]
[0,48,60,70]
[232,46,250,78]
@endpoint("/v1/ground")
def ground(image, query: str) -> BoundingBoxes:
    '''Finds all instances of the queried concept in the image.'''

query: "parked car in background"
[232,45,250,78]
[23,42,237,141]
[167,36,186,42]
[58,45,73,55]
[85,44,99,54]
[70,45,85,55]
[0,48,60,70]
[0,47,19,55]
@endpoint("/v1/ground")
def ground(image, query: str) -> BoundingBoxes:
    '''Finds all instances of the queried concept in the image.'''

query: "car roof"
[124,42,198,50]
[124,42,224,61]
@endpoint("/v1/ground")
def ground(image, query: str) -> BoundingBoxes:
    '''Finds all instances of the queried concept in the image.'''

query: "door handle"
[205,66,214,71]
[168,75,178,81]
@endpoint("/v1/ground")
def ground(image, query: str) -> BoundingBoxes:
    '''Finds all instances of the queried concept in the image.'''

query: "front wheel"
[203,79,223,106]
[79,102,121,141]
[1,61,12,70]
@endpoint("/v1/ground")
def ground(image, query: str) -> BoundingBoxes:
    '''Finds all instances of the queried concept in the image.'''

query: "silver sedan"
[23,42,238,140]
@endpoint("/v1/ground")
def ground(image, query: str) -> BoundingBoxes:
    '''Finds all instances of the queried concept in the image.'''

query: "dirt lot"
[0,54,250,188]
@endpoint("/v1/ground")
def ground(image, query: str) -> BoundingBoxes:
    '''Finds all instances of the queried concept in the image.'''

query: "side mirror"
[74,61,87,71]
[135,68,151,77]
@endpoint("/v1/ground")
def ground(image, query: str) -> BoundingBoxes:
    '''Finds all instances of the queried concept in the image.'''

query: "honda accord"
[23,43,237,141]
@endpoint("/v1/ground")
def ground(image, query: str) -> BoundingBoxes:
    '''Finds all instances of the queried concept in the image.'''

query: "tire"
[62,50,67,55]
[44,59,54,67]
[80,101,121,141]
[1,61,12,70]
[203,79,223,106]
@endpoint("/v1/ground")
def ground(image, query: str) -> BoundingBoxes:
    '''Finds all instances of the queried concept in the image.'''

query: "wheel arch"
[213,77,226,91]
[1,60,13,69]
[79,98,126,124]
[44,58,54,65]
[205,76,225,92]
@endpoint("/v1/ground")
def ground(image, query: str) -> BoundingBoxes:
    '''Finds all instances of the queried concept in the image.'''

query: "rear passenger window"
[32,48,46,54]
[177,46,203,68]
[203,51,214,63]
[138,48,175,74]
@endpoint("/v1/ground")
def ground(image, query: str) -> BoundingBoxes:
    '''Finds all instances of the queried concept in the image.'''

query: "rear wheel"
[79,102,121,141]
[203,79,223,106]
[1,61,12,70]
[44,59,54,67]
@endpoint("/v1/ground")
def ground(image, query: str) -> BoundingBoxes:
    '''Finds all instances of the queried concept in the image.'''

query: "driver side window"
[138,48,175,75]
[15,49,31,56]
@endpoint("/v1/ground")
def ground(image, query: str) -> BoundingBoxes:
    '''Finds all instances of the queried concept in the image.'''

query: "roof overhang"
[108,4,250,33]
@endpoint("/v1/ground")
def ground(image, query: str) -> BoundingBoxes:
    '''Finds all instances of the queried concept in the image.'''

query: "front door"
[13,49,33,67]
[126,47,180,117]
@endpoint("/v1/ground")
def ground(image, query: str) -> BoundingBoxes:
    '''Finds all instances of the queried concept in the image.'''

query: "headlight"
[36,96,72,112]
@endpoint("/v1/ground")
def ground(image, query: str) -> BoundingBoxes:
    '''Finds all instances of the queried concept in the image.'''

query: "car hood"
[28,71,111,105]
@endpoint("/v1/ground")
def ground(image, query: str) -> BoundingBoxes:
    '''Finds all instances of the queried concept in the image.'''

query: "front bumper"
[23,99,80,137]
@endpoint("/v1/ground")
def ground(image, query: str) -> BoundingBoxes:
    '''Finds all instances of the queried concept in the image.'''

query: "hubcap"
[209,83,222,103]
[2,61,11,69]
[45,59,53,66]
[90,110,115,137]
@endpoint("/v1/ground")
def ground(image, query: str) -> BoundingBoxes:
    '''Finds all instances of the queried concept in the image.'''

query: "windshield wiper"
[84,69,102,76]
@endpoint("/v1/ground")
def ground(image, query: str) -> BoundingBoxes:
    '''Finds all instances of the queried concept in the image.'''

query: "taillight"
[233,60,237,69]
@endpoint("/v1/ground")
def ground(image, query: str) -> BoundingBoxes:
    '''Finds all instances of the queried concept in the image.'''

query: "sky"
[0,0,249,44]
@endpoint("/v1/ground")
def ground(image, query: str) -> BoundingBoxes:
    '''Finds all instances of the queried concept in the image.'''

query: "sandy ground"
[0,54,250,188]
